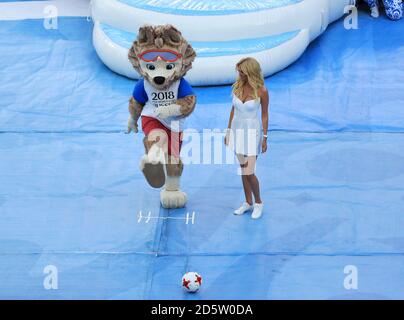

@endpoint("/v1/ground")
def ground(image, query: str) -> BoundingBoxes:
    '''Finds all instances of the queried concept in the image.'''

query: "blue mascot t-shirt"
[132,78,194,132]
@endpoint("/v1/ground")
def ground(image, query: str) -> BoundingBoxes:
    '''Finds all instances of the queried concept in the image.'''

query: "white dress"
[228,94,263,156]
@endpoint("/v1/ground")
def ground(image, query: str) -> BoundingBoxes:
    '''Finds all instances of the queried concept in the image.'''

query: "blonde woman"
[225,57,269,219]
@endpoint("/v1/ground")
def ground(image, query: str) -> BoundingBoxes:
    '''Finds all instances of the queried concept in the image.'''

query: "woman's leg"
[237,154,253,205]
[245,156,262,204]
[237,155,262,204]
[241,175,253,205]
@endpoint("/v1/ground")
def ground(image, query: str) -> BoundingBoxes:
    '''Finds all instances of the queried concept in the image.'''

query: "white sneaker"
[251,203,264,220]
[234,202,253,215]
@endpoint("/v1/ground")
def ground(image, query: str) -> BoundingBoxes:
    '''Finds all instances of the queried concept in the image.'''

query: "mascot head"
[128,24,196,90]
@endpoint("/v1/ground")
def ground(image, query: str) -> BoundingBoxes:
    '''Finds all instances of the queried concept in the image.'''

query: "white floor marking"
[185,211,196,225]
[137,210,196,225]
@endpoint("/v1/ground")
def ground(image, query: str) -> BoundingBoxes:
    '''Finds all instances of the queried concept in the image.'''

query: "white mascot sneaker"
[251,203,264,220]
[160,176,187,209]
[234,202,253,215]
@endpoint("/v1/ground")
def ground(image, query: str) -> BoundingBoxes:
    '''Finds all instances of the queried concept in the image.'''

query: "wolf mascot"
[127,25,197,209]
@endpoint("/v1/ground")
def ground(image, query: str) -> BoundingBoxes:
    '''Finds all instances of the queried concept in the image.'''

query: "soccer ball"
[182,272,202,293]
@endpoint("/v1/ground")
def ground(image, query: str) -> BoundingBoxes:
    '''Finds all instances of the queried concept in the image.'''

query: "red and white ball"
[182,272,202,293]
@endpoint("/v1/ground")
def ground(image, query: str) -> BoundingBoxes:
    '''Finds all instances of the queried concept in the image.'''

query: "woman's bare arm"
[260,87,269,152]
[224,106,235,145]
[227,106,235,130]
[260,88,269,136]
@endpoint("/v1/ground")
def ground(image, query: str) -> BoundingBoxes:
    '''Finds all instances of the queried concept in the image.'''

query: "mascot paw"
[126,116,138,134]
[160,190,187,209]
[154,104,182,119]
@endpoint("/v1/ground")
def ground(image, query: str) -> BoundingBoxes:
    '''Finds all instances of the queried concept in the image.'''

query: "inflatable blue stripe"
[118,0,302,15]
[100,23,300,57]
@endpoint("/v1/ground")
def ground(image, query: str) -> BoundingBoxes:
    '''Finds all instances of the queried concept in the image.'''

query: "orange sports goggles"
[138,49,182,62]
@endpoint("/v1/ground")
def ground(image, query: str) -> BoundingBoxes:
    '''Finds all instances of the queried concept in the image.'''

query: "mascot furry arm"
[126,24,196,209]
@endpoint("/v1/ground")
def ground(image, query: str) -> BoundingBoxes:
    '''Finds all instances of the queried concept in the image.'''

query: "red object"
[182,278,191,289]
[142,116,183,157]
[196,275,202,285]
[138,49,182,62]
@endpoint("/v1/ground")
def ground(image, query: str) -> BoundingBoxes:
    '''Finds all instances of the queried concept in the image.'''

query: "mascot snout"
[153,76,166,85]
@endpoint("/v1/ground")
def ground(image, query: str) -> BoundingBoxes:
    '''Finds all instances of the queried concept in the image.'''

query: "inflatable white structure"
[91,0,354,86]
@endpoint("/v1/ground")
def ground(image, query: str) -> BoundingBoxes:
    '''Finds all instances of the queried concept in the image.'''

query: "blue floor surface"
[0,12,403,299]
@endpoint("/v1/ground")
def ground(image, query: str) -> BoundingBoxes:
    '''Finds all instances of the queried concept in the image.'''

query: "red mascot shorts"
[141,116,183,158]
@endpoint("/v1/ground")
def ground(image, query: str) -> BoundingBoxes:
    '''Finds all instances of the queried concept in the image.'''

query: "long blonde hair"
[232,57,264,100]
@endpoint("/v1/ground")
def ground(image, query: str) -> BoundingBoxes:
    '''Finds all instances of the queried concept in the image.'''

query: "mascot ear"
[128,25,155,69]
[138,25,155,46]
[184,44,196,62]
[180,43,196,75]
[163,25,182,46]
[128,43,139,69]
